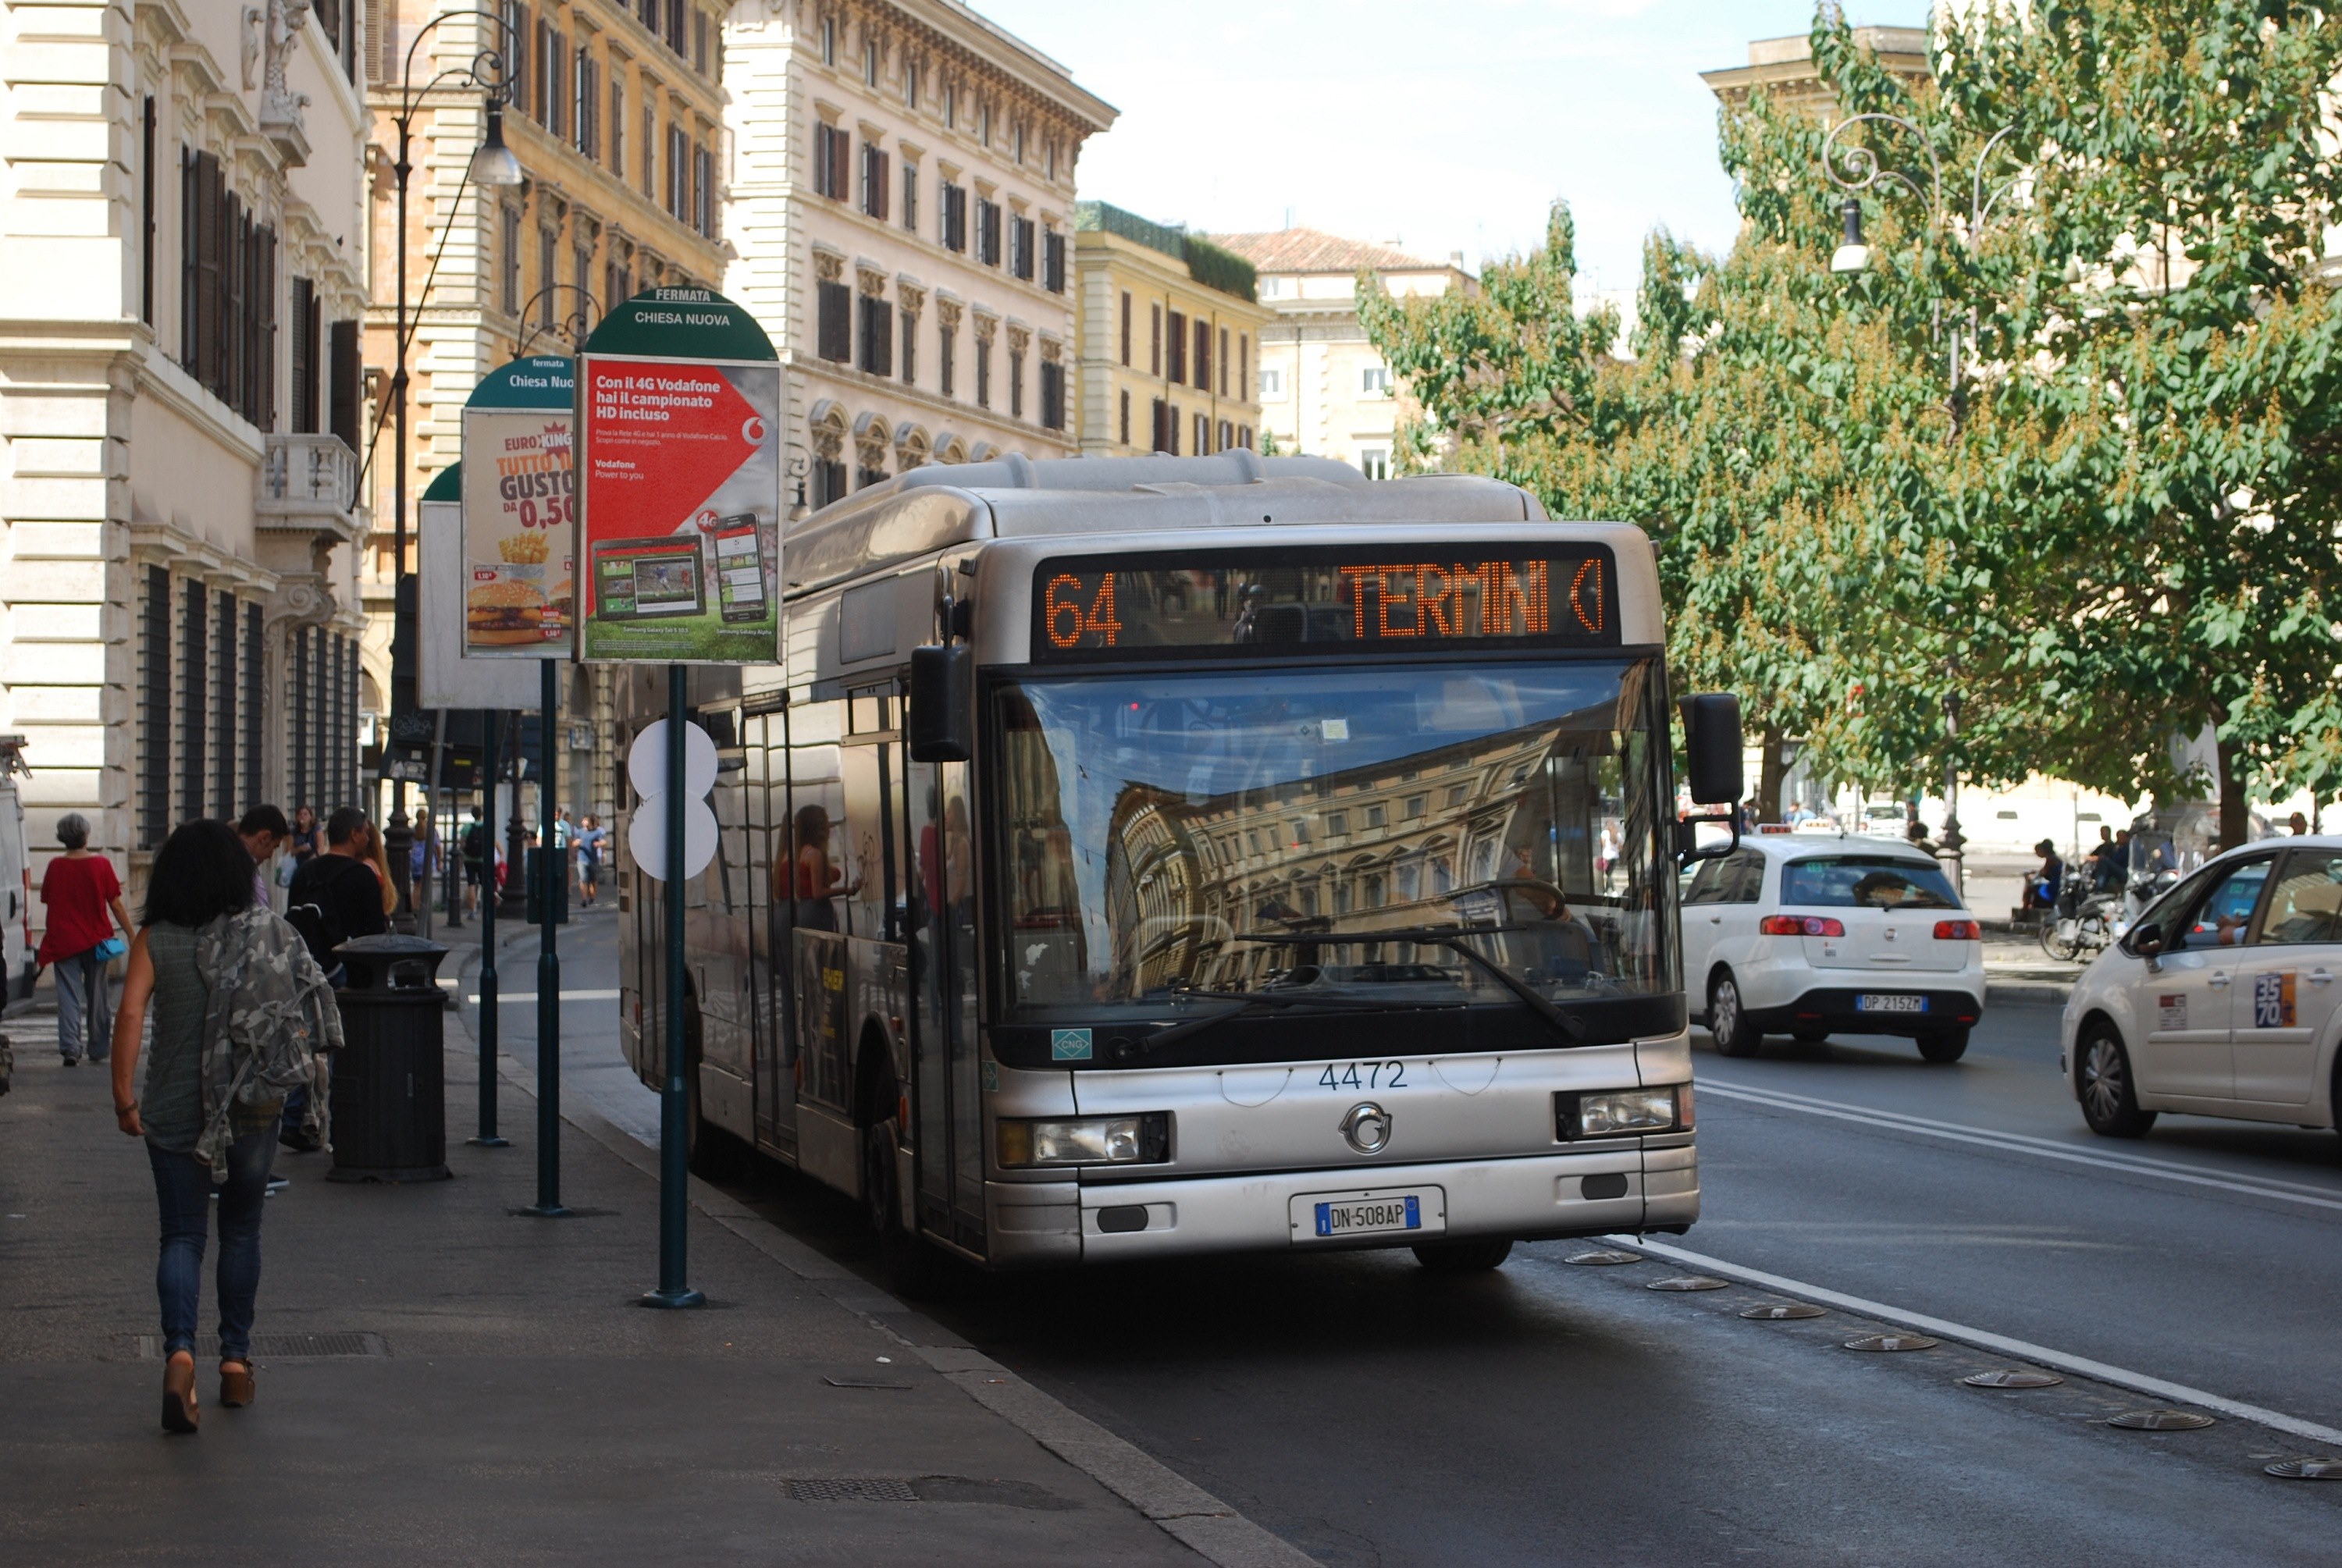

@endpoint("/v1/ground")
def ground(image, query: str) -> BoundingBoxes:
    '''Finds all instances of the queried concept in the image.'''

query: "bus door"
[742,700,795,1157]
[839,691,910,1143]
[909,756,985,1254]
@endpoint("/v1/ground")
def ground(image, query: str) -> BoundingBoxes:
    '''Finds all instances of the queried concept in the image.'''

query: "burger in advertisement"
[467,578,553,645]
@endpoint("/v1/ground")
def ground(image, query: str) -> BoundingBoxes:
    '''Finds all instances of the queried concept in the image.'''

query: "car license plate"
[1293,1188,1447,1241]
[1857,994,1927,1014]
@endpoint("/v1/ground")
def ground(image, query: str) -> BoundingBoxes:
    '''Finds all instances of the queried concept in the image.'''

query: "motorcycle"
[2041,879,2122,962]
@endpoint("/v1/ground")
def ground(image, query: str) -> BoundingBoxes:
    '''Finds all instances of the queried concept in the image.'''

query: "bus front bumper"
[984,1139,1698,1268]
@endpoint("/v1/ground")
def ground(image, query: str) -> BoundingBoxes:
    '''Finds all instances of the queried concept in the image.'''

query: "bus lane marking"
[1594,1233,2342,1450]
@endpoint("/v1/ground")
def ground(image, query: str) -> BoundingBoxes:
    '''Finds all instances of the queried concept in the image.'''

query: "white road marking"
[1700,1078,2342,1214]
[465,989,621,1004]
[1595,1233,2342,1449]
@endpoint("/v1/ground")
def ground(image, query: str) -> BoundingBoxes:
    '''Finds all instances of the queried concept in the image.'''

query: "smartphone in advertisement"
[713,513,770,624]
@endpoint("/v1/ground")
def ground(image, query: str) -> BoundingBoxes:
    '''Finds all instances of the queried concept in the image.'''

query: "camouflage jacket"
[194,905,344,1179]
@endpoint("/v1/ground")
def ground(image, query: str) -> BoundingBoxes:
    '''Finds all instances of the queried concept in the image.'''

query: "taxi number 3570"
[1320,1061,1408,1090]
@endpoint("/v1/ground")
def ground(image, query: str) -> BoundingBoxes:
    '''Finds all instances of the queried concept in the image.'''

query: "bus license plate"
[1857,994,1927,1014]
[1294,1189,1446,1241]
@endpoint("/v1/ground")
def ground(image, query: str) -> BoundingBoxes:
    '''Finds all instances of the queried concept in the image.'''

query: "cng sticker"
[1051,1028,1094,1061]
[2251,972,2298,1029]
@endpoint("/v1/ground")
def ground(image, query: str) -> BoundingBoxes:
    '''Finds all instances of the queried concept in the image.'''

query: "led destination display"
[1031,546,1618,660]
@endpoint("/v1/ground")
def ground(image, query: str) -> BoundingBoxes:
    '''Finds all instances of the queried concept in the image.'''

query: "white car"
[2063,836,2342,1137]
[1682,835,1986,1062]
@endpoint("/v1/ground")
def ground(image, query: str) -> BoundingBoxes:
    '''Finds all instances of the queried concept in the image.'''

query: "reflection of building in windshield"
[1102,708,1625,994]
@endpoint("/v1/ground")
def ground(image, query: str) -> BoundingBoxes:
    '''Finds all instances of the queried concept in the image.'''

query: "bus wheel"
[863,1114,950,1299]
[1412,1239,1514,1273]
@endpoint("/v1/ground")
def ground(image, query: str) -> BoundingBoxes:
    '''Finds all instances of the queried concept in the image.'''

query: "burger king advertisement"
[460,356,577,656]
[575,287,781,664]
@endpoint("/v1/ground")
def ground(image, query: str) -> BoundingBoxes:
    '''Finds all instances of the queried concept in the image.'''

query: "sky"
[973,0,1901,297]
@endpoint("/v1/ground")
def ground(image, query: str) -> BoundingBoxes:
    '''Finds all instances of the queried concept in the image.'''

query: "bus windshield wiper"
[1239,928,1586,1044]
[1138,987,1389,1054]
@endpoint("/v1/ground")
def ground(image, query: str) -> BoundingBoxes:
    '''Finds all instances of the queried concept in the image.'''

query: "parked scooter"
[2041,880,2122,962]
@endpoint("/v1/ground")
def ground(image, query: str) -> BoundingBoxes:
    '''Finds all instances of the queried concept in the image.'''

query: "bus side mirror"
[909,645,973,763]
[1681,694,1744,806]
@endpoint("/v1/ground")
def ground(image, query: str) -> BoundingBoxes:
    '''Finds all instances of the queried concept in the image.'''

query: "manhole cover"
[1741,1303,1827,1321]
[787,1477,920,1503]
[2265,1459,2342,1481]
[2107,1410,2215,1431]
[1565,1250,1642,1266]
[1843,1333,1938,1353]
[1646,1276,1729,1292]
[1963,1369,2063,1389]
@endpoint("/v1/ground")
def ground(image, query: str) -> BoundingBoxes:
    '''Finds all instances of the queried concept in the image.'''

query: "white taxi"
[2064,837,2342,1137]
[1683,835,1986,1063]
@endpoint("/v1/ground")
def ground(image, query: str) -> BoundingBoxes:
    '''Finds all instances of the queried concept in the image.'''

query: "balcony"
[257,433,363,546]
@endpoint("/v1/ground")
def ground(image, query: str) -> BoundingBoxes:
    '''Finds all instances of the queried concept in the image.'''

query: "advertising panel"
[419,464,551,709]
[460,356,576,656]
[576,288,781,663]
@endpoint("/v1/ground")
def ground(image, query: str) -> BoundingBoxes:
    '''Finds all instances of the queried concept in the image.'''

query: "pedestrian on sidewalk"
[237,805,290,908]
[461,805,489,916]
[575,814,606,908]
[36,812,133,1067]
[109,819,341,1434]
[280,809,390,1150]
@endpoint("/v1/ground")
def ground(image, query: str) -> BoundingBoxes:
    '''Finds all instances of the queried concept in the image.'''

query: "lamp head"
[1830,197,1869,275]
[469,101,524,188]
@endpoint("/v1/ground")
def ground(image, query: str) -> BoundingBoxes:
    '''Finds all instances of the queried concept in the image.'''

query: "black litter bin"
[525,845,569,925]
[326,934,453,1183]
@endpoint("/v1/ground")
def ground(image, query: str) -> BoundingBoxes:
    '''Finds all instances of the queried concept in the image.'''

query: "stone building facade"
[721,0,1113,509]
[1205,228,1471,479]
[0,0,373,929]
[362,0,731,818]
[1071,201,1268,459]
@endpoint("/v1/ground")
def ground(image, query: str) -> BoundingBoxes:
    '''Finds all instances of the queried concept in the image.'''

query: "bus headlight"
[1555,1086,1690,1140]
[998,1113,1171,1168]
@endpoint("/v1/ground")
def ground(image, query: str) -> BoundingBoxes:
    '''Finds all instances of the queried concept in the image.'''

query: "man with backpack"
[279,809,387,1151]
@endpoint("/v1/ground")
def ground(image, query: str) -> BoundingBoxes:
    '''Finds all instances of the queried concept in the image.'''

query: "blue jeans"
[54,948,112,1061]
[147,1124,278,1361]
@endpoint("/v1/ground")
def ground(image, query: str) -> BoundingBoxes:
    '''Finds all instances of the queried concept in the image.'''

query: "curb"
[482,1037,1315,1568]
[1986,979,2073,1006]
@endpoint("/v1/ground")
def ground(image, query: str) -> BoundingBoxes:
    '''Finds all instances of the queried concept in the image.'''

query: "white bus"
[617,453,1740,1277]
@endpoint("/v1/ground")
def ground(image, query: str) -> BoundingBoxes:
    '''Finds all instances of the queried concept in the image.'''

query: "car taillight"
[1760,915,1845,937]
[1934,920,1981,940]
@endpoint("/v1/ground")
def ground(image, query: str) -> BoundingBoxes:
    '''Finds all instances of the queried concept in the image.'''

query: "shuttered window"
[138,567,171,849]
[243,605,265,809]
[329,320,361,454]
[860,141,888,219]
[1039,360,1063,431]
[1009,215,1034,280]
[977,198,1001,266]
[1194,321,1211,393]
[1166,310,1186,383]
[290,277,320,432]
[213,592,237,818]
[816,279,851,361]
[175,150,276,425]
[938,321,955,397]
[857,295,892,376]
[1043,230,1065,293]
[181,579,206,821]
[941,183,966,251]
[1119,292,1132,367]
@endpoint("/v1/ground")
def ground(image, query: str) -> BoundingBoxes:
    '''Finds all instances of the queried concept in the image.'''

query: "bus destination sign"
[1030,546,1618,660]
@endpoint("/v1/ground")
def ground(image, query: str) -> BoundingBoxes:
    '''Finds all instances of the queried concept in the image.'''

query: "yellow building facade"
[1073,203,1269,457]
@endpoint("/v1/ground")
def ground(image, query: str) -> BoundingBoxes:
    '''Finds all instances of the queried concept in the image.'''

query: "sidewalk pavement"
[0,995,1310,1566]
[1981,933,2084,1006]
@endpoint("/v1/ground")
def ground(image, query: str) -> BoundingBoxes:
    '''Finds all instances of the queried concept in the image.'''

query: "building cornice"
[790,354,1071,450]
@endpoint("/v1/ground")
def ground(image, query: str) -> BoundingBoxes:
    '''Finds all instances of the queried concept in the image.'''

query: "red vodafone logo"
[742,414,767,444]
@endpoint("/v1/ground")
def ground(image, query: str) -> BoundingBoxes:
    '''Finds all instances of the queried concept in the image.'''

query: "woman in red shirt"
[37,812,133,1065]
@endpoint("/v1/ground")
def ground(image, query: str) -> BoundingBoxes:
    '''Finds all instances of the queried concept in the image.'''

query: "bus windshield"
[991,658,1676,1027]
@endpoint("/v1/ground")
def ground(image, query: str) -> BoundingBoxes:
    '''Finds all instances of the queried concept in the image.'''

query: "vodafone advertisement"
[577,349,781,663]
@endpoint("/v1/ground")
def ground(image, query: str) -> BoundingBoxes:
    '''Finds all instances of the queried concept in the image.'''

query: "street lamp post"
[1820,114,2016,895]
[384,12,523,926]
[515,284,603,357]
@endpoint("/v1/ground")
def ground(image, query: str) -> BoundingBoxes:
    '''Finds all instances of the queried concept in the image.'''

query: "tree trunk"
[2215,726,2249,852]
[1757,724,1789,823]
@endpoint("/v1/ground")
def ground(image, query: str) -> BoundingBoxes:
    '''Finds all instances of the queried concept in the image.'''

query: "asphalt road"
[486,917,2342,1566]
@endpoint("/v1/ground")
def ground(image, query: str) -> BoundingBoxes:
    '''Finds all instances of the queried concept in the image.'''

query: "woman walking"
[110,820,340,1434]
[37,812,132,1066]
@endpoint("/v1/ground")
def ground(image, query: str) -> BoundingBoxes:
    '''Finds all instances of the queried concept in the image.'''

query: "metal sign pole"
[471,709,507,1147]
[525,658,570,1217]
[644,662,704,1307]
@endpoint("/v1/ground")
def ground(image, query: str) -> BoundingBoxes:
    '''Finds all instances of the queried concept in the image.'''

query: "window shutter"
[329,318,361,454]
[258,223,277,428]
[1166,310,1185,384]
[817,280,851,361]
[1045,230,1065,293]
[1194,320,1210,392]
[138,566,171,849]
[194,154,222,393]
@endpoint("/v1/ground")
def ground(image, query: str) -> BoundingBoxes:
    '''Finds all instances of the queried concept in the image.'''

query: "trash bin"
[326,934,452,1183]
[525,845,569,926]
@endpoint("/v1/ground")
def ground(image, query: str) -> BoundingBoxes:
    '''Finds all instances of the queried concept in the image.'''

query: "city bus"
[615,451,1740,1277]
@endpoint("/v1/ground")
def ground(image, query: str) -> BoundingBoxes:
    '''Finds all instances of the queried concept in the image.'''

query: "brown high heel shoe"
[161,1352,199,1434]
[219,1360,255,1408]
